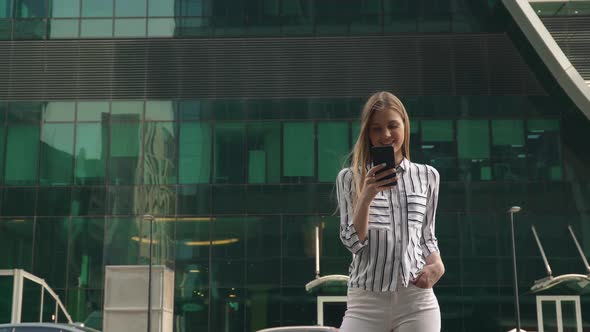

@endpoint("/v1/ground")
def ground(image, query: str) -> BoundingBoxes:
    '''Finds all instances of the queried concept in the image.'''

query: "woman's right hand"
[360,164,397,203]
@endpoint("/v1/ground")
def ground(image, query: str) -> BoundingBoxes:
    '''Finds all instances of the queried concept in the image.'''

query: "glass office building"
[0,0,589,331]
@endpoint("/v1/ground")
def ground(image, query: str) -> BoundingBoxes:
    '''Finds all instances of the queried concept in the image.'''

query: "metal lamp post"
[508,206,522,332]
[143,214,154,332]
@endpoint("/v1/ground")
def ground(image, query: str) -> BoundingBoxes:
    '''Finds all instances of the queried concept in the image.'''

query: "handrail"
[0,269,73,324]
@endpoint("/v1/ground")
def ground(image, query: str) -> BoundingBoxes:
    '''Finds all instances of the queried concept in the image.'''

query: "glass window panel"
[177,185,211,215]
[0,276,12,321]
[110,122,142,185]
[5,125,39,185]
[0,18,11,40]
[0,0,13,18]
[104,217,141,265]
[147,17,175,37]
[212,185,246,214]
[115,0,145,17]
[80,18,112,37]
[178,17,211,37]
[39,123,74,185]
[114,18,145,37]
[421,120,456,180]
[492,120,526,181]
[77,101,109,122]
[37,187,71,216]
[283,122,314,177]
[75,123,107,185]
[8,102,42,123]
[69,218,105,289]
[1,187,36,216]
[247,122,280,184]
[149,0,175,17]
[143,122,177,185]
[457,120,490,181]
[108,186,137,215]
[178,122,210,184]
[213,123,245,184]
[20,279,42,322]
[32,217,68,288]
[50,0,79,17]
[13,19,46,39]
[145,100,176,121]
[283,216,316,285]
[351,121,361,148]
[318,122,349,182]
[15,0,47,18]
[82,0,113,17]
[111,101,143,122]
[178,100,213,121]
[71,186,106,215]
[142,186,176,216]
[182,0,207,16]
[527,119,562,180]
[210,217,245,288]
[0,105,5,183]
[245,216,281,287]
[174,217,210,289]
[49,18,78,38]
[0,218,34,270]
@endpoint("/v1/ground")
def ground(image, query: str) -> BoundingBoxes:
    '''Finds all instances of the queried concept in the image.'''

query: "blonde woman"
[336,91,444,331]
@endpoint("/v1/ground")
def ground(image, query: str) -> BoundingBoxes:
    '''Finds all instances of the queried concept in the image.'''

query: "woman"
[336,91,444,331]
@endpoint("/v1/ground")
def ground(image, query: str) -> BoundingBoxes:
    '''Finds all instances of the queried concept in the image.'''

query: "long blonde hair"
[349,91,411,206]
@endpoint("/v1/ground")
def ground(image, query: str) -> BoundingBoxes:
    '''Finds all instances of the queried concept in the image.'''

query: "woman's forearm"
[353,195,371,242]
[425,252,445,276]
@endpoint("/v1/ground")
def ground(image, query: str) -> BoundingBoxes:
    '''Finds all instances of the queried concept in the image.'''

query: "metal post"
[144,214,154,332]
[508,206,522,332]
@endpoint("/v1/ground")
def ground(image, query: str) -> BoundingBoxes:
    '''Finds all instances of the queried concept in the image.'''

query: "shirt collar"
[397,157,409,173]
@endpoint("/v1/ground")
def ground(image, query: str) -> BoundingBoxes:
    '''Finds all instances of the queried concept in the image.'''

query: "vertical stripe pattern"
[336,158,440,292]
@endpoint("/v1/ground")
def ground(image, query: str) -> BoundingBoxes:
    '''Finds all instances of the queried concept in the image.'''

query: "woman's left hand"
[411,263,444,288]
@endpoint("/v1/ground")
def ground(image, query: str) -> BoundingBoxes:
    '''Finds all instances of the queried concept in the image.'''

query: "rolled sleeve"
[421,166,440,256]
[336,168,368,255]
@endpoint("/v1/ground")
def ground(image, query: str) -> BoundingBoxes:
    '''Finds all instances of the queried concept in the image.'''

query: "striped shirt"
[336,158,440,292]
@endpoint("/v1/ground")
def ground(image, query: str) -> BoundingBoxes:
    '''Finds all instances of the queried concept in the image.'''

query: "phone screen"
[370,146,397,186]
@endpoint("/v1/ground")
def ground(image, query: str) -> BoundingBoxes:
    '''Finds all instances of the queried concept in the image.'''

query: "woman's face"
[368,108,405,156]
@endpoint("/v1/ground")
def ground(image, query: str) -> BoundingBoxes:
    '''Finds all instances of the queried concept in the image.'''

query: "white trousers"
[340,285,441,332]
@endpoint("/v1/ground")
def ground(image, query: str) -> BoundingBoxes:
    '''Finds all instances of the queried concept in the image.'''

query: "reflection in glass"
[37,187,71,216]
[14,0,47,18]
[5,124,39,185]
[318,122,349,182]
[71,187,107,216]
[80,18,113,37]
[283,122,314,178]
[82,0,113,17]
[77,101,109,121]
[145,100,175,121]
[527,119,562,180]
[115,0,145,17]
[13,19,46,39]
[49,18,79,38]
[147,18,176,37]
[179,122,210,184]
[75,123,107,184]
[143,122,177,185]
[214,123,245,184]
[33,217,68,288]
[421,120,456,180]
[40,123,74,185]
[492,120,526,180]
[0,0,12,18]
[247,122,280,184]
[457,120,490,181]
[110,122,142,185]
[104,218,141,265]
[50,0,80,18]
[0,218,33,269]
[114,18,146,37]
[111,101,143,121]
[149,0,175,17]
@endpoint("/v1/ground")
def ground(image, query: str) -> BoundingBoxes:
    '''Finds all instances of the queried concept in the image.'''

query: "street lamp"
[143,214,154,332]
[507,206,523,332]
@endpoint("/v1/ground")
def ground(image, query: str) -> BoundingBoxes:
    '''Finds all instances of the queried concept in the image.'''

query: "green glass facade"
[0,1,589,332]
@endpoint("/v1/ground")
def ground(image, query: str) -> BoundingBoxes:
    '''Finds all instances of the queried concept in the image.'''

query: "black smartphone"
[370,146,397,186]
